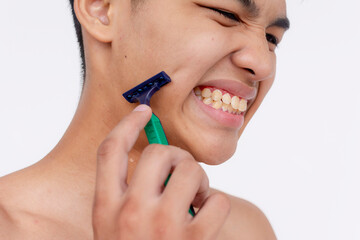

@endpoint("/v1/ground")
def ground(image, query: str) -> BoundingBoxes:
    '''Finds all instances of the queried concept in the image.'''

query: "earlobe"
[74,0,113,43]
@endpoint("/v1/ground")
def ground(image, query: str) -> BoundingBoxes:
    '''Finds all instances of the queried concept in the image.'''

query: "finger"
[189,193,231,239]
[161,158,209,216]
[95,105,152,206]
[128,145,193,197]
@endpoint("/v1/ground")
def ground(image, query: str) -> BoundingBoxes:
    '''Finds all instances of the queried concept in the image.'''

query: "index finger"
[95,105,152,205]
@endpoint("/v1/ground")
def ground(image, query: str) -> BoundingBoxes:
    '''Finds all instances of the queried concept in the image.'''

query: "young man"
[0,0,289,239]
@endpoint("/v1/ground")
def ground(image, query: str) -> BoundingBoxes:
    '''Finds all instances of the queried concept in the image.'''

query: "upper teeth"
[212,90,222,102]
[195,87,248,114]
[222,93,231,105]
[201,88,212,98]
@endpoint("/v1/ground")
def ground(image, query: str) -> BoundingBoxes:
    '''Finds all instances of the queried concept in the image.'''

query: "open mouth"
[194,86,248,115]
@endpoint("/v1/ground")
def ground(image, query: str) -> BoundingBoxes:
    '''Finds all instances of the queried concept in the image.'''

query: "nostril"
[245,68,255,75]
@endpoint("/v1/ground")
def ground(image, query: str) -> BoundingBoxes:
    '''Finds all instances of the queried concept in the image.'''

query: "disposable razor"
[123,71,196,217]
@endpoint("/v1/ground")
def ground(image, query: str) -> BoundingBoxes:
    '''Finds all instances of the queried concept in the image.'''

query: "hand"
[92,105,231,240]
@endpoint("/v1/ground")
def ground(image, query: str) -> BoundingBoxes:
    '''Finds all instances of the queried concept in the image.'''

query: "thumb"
[95,104,152,198]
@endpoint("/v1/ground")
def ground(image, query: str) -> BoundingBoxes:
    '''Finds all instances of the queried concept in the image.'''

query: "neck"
[38,72,147,194]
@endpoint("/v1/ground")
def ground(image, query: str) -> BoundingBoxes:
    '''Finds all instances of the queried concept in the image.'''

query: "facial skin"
[0,2,288,238]
[78,0,288,167]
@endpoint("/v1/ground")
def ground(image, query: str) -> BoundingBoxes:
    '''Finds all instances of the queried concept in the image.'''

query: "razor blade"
[122,71,171,106]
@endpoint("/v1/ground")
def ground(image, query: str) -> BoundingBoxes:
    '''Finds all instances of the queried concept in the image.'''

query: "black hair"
[68,0,141,85]
[69,0,86,84]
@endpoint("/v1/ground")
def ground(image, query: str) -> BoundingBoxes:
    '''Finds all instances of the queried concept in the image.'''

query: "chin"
[195,146,236,165]
[183,137,238,166]
[163,120,240,166]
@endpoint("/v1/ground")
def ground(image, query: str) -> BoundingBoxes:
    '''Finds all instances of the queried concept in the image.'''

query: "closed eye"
[266,33,279,46]
[206,6,280,48]
[207,7,240,22]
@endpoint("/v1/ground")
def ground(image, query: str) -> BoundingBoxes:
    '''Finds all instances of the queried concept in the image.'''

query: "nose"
[231,31,275,83]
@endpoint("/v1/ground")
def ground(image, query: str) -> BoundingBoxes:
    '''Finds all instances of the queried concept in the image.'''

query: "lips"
[191,79,257,128]
[196,79,258,113]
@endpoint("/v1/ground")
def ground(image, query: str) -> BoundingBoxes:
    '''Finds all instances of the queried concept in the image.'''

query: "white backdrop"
[1,0,359,239]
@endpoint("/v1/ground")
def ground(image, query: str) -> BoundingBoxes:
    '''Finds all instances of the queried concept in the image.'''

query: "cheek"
[132,12,229,73]
[169,33,231,78]
[127,22,231,107]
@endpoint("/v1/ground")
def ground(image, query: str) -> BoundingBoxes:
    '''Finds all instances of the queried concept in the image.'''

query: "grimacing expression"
[107,0,288,165]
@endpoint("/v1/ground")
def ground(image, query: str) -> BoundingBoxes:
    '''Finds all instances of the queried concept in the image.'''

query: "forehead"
[133,0,288,28]
[254,0,287,20]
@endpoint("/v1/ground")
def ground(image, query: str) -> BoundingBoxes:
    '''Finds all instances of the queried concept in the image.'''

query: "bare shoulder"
[0,170,54,239]
[210,188,277,240]
[0,174,20,239]
[0,169,92,240]
[0,205,14,239]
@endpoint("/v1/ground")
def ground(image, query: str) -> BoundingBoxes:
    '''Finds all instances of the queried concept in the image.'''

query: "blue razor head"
[122,71,171,105]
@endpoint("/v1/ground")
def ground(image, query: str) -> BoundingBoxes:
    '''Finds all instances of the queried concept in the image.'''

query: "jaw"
[150,87,240,165]
[148,71,275,165]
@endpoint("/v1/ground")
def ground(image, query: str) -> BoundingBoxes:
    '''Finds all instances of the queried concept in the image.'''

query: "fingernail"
[133,104,150,112]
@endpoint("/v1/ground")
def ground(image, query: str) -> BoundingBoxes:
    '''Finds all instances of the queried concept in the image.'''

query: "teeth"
[194,87,202,96]
[222,104,229,112]
[212,90,222,102]
[231,96,240,110]
[203,97,212,105]
[228,105,236,114]
[212,101,222,110]
[222,93,231,105]
[238,99,247,112]
[202,88,212,98]
[195,87,248,115]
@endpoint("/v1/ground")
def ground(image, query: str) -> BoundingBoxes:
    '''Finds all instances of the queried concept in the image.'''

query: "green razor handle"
[144,113,169,145]
[145,113,196,217]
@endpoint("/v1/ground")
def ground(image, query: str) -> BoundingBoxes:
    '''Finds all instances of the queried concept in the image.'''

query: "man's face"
[110,0,288,164]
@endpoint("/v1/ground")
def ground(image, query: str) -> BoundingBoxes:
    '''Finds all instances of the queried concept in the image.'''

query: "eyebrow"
[235,0,290,31]
[269,17,290,31]
[235,0,260,18]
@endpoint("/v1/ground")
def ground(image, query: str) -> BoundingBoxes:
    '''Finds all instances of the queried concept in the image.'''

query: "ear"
[74,0,113,43]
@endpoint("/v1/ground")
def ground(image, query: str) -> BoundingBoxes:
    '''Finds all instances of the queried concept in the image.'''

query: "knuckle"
[93,193,115,211]
[212,192,231,212]
[120,193,141,214]
[153,217,171,235]
[97,137,119,159]
[173,146,195,160]
[179,157,203,176]
[186,225,206,240]
[143,145,197,168]
[143,144,172,162]
[154,206,173,222]
[118,196,142,230]
[192,161,204,175]
[152,209,178,239]
[143,144,167,156]
[201,171,210,188]
[118,211,141,232]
